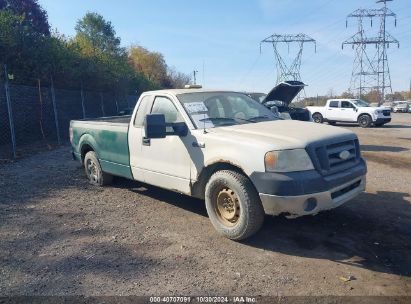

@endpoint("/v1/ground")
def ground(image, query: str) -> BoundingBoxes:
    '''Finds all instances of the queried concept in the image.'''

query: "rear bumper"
[260,176,365,217]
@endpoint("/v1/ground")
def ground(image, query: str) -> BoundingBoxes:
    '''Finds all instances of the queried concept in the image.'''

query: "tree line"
[0,0,191,95]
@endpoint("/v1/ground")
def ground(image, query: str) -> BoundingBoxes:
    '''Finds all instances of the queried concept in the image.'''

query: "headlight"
[264,149,314,172]
[374,110,382,114]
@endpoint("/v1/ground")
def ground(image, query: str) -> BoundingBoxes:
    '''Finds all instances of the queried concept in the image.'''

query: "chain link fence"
[0,82,137,160]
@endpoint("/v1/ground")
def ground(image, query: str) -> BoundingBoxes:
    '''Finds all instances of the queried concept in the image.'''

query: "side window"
[341,101,353,108]
[329,100,339,108]
[151,96,183,131]
[134,95,152,127]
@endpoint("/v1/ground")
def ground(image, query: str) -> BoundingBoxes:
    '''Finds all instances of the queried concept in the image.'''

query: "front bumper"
[259,176,366,217]
[375,117,391,124]
[251,159,367,217]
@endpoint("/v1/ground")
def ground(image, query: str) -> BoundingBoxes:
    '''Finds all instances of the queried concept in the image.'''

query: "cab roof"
[142,88,238,96]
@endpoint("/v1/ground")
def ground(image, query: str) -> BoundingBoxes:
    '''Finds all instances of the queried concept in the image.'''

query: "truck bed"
[70,116,133,179]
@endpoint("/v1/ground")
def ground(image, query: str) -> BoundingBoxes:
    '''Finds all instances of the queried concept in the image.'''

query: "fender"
[79,133,100,159]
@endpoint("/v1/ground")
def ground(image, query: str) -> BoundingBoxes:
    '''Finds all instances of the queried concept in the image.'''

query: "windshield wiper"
[243,115,273,122]
[199,115,272,125]
[199,117,240,125]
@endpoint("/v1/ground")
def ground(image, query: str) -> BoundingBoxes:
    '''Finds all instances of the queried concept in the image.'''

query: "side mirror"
[172,122,188,137]
[145,114,188,138]
[145,114,166,139]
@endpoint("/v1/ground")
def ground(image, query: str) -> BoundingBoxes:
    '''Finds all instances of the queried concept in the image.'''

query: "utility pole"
[343,0,399,106]
[193,70,198,85]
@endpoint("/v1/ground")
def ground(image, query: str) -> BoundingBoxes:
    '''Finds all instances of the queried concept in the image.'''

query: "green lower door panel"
[100,160,133,179]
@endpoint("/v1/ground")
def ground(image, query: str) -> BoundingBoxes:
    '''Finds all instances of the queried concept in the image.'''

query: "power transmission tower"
[260,33,316,84]
[342,0,399,105]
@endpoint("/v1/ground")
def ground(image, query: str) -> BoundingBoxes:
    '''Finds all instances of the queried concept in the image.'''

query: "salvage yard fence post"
[4,64,16,158]
[100,92,105,117]
[80,84,86,119]
[50,76,61,145]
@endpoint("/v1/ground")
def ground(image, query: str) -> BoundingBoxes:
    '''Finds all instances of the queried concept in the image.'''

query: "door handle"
[142,137,151,146]
[192,141,205,148]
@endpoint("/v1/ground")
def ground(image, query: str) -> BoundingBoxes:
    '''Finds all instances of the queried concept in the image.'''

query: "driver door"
[136,95,192,193]
[340,101,356,121]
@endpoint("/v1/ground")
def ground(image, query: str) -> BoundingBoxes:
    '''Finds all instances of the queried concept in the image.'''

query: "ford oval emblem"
[339,150,350,160]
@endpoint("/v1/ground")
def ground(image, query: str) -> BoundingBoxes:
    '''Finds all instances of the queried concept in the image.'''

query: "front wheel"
[358,114,372,128]
[312,113,323,123]
[84,151,113,186]
[205,170,265,240]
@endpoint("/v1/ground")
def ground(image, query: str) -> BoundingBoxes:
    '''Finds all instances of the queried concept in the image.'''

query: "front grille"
[308,138,360,176]
[383,110,391,116]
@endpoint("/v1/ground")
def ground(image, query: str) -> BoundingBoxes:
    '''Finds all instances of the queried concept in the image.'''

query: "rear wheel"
[84,151,113,186]
[358,114,372,128]
[205,170,265,240]
[312,113,323,123]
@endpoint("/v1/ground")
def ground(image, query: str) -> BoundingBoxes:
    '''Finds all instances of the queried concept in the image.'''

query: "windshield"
[177,92,278,128]
[352,99,370,107]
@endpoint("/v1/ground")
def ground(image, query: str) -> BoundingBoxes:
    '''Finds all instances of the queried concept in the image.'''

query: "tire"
[84,151,113,186]
[205,170,265,240]
[358,114,372,128]
[312,113,323,123]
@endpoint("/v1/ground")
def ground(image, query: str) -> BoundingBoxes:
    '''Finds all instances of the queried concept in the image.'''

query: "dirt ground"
[0,113,410,297]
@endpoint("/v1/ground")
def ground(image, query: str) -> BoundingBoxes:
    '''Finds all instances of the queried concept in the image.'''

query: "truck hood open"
[209,120,355,150]
[262,81,306,106]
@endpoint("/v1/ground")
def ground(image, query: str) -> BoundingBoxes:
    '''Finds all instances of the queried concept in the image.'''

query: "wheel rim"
[86,159,99,182]
[360,116,367,126]
[313,115,321,123]
[215,187,240,227]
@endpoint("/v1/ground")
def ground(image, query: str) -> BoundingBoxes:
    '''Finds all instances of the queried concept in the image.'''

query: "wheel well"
[312,112,322,117]
[80,144,94,162]
[358,113,372,120]
[191,162,248,199]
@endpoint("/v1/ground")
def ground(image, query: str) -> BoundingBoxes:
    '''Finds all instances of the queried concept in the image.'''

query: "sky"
[38,0,411,96]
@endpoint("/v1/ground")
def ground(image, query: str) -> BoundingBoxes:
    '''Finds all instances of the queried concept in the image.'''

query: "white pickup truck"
[307,99,391,128]
[70,88,367,240]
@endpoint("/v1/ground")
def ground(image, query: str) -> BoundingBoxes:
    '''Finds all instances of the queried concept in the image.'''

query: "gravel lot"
[1,113,410,297]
